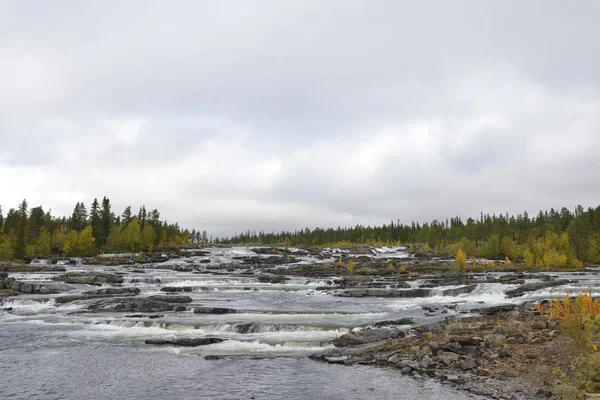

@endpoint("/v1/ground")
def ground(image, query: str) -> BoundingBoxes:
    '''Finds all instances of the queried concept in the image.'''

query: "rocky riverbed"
[1,245,599,399]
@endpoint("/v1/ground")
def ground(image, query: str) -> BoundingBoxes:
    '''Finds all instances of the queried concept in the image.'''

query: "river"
[1,246,597,399]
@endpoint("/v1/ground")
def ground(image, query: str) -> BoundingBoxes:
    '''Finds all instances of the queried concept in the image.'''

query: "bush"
[538,291,600,397]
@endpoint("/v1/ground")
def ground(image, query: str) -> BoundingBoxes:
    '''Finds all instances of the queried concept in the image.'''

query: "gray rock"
[161,286,193,292]
[145,337,223,346]
[53,272,124,284]
[438,352,460,366]
[194,307,237,314]
[458,357,477,370]
[147,295,192,303]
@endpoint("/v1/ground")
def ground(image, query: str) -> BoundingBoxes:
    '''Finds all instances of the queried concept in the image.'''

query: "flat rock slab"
[505,279,570,298]
[194,307,238,314]
[53,272,124,284]
[55,287,140,304]
[336,288,432,298]
[145,337,224,346]
[147,295,193,303]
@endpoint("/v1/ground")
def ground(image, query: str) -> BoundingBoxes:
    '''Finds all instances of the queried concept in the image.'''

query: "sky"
[1,0,600,237]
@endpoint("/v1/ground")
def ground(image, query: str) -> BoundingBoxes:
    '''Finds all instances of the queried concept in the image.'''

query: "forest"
[2,198,600,268]
[225,204,600,268]
[0,197,207,261]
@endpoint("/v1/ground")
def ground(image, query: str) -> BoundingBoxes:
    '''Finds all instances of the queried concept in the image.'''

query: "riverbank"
[312,304,569,399]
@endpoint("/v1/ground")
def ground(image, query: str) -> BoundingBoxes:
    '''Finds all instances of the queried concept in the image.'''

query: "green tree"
[62,229,79,256]
[106,225,122,252]
[100,196,113,246]
[121,218,141,251]
[13,200,28,260]
[0,234,13,261]
[90,198,103,245]
[121,206,132,226]
[76,225,95,256]
[140,224,156,251]
[33,227,52,257]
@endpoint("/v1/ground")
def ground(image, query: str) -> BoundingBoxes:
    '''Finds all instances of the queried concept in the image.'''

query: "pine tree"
[121,206,132,226]
[101,197,112,246]
[90,198,103,245]
[138,205,147,230]
[13,200,28,260]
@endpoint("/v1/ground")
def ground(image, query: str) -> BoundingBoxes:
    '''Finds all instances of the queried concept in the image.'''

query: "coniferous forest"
[0,197,207,261]
[2,199,600,268]
[225,204,600,268]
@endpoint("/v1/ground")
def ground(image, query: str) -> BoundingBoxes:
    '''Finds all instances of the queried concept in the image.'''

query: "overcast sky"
[1,1,599,237]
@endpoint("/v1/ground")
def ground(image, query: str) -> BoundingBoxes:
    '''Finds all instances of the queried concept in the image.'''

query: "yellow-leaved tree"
[455,248,467,269]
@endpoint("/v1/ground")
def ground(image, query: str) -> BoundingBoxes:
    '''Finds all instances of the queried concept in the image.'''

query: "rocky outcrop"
[147,295,193,303]
[336,288,432,298]
[0,276,65,295]
[505,279,571,298]
[88,299,187,312]
[313,307,562,399]
[54,287,140,304]
[53,272,124,285]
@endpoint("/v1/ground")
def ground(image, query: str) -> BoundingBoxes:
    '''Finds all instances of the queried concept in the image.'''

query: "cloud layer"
[1,1,599,236]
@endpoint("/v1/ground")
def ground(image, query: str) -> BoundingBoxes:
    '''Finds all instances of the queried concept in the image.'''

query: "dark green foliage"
[0,197,204,260]
[226,205,600,264]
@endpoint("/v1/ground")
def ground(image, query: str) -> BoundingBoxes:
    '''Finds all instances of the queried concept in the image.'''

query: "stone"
[458,357,477,370]
[438,352,460,366]
[325,356,349,364]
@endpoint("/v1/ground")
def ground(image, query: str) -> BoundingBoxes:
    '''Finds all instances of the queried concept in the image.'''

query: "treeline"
[0,197,207,261]
[226,204,600,267]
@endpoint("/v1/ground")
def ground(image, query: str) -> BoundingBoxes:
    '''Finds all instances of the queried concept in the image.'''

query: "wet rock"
[194,307,237,314]
[55,287,141,303]
[506,279,571,298]
[497,274,526,285]
[478,304,516,315]
[145,337,224,346]
[325,356,349,364]
[336,288,431,298]
[257,274,288,284]
[147,295,192,303]
[161,286,193,293]
[53,272,124,285]
[126,314,164,319]
[90,299,177,313]
[440,285,477,297]
[371,317,414,327]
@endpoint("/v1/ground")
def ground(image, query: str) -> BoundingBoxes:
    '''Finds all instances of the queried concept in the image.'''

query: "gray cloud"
[1,1,600,237]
